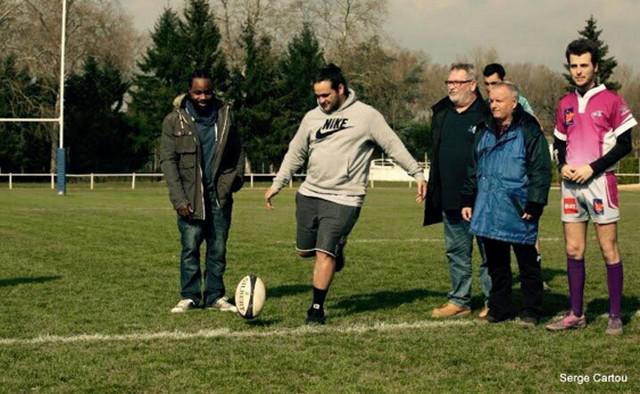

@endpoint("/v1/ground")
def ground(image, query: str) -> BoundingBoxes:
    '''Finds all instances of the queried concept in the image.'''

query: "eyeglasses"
[445,80,473,87]
[190,89,214,96]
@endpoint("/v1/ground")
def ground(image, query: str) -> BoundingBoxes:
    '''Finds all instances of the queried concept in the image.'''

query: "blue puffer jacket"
[461,106,551,245]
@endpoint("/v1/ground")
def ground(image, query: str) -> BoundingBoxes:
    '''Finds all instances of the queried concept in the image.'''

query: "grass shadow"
[586,296,639,322]
[0,275,62,288]
[244,317,282,327]
[508,290,569,319]
[331,288,444,315]
[541,267,566,283]
[267,283,309,299]
[513,267,565,285]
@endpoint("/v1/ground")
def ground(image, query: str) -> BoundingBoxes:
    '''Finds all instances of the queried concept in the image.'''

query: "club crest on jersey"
[563,108,575,127]
[593,198,604,215]
[591,110,604,119]
[563,197,578,214]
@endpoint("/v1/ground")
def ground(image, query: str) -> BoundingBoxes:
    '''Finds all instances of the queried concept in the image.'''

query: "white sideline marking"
[12,207,172,211]
[275,237,561,244]
[0,320,474,346]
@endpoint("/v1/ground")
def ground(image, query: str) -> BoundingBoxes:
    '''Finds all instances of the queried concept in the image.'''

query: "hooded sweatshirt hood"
[319,88,358,114]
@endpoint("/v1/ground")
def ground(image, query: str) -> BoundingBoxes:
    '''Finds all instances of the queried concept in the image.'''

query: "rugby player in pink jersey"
[546,39,636,335]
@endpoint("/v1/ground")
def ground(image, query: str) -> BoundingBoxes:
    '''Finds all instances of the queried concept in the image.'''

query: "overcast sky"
[120,0,640,72]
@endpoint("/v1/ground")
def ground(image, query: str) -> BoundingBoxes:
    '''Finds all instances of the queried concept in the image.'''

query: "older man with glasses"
[424,63,491,319]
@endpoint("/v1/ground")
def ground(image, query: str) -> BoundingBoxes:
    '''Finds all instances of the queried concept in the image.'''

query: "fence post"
[51,173,54,189]
[132,172,136,190]
[90,173,94,190]
[289,178,293,188]
[370,179,374,188]
[9,173,12,190]
[250,174,254,188]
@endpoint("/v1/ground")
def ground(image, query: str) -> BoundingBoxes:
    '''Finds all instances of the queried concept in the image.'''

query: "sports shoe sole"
[431,309,471,318]
[545,320,586,331]
[605,327,623,336]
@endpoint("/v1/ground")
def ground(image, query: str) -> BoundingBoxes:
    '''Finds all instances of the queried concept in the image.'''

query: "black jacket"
[423,94,488,225]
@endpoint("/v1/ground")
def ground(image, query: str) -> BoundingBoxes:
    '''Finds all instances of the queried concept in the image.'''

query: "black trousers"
[482,237,543,320]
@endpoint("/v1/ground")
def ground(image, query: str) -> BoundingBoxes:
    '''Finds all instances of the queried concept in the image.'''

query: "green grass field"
[1,184,639,393]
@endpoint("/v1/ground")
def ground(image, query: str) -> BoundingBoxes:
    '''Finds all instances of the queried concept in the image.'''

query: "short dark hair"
[483,63,506,79]
[313,63,349,92]
[565,39,599,66]
[189,69,212,88]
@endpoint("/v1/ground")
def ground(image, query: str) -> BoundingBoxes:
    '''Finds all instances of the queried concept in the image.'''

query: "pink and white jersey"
[554,84,637,170]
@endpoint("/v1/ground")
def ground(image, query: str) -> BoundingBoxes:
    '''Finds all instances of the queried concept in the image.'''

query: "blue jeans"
[177,199,232,306]
[443,210,491,308]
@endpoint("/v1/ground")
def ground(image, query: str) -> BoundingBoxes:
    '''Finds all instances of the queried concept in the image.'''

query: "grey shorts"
[295,193,361,257]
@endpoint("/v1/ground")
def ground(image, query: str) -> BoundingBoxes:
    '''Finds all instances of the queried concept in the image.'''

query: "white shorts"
[561,172,620,224]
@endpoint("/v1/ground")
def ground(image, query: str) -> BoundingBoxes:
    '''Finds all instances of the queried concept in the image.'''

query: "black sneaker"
[305,304,326,325]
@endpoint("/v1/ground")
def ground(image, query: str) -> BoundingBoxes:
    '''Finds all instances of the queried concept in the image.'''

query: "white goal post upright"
[56,0,68,195]
[0,0,68,195]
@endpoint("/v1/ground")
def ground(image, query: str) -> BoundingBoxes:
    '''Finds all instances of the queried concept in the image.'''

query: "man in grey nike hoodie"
[265,64,427,325]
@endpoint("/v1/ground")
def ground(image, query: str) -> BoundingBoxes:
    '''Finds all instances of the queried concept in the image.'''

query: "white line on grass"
[0,320,474,346]
[12,207,172,211]
[274,237,562,244]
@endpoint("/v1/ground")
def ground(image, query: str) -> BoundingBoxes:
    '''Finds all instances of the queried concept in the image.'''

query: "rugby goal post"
[0,0,68,195]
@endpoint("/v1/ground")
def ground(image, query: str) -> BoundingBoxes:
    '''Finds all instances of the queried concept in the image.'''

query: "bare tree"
[470,46,499,74]
[214,0,297,68]
[303,0,387,63]
[0,0,18,29]
[507,63,566,134]
[210,0,387,68]
[2,0,140,171]
[614,64,640,156]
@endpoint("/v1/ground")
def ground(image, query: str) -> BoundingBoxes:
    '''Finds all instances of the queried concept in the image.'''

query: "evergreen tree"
[65,57,146,172]
[230,21,279,172]
[129,1,228,171]
[0,55,51,172]
[180,0,228,89]
[128,8,183,171]
[564,15,620,90]
[271,24,324,167]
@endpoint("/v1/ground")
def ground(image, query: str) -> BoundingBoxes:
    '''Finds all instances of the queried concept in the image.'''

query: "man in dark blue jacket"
[461,81,551,326]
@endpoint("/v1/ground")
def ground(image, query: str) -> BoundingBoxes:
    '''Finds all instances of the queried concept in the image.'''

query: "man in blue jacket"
[461,82,551,326]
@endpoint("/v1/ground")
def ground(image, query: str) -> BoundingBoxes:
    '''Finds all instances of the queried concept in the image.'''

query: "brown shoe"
[478,306,490,320]
[431,302,471,318]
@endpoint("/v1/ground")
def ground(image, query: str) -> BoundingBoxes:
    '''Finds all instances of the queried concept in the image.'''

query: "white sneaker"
[171,299,196,313]
[208,297,237,313]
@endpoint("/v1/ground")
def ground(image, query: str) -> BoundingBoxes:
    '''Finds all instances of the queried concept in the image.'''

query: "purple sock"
[567,257,585,316]
[606,261,623,319]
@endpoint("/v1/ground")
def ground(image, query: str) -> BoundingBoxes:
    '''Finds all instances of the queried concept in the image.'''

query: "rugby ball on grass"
[235,274,266,319]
